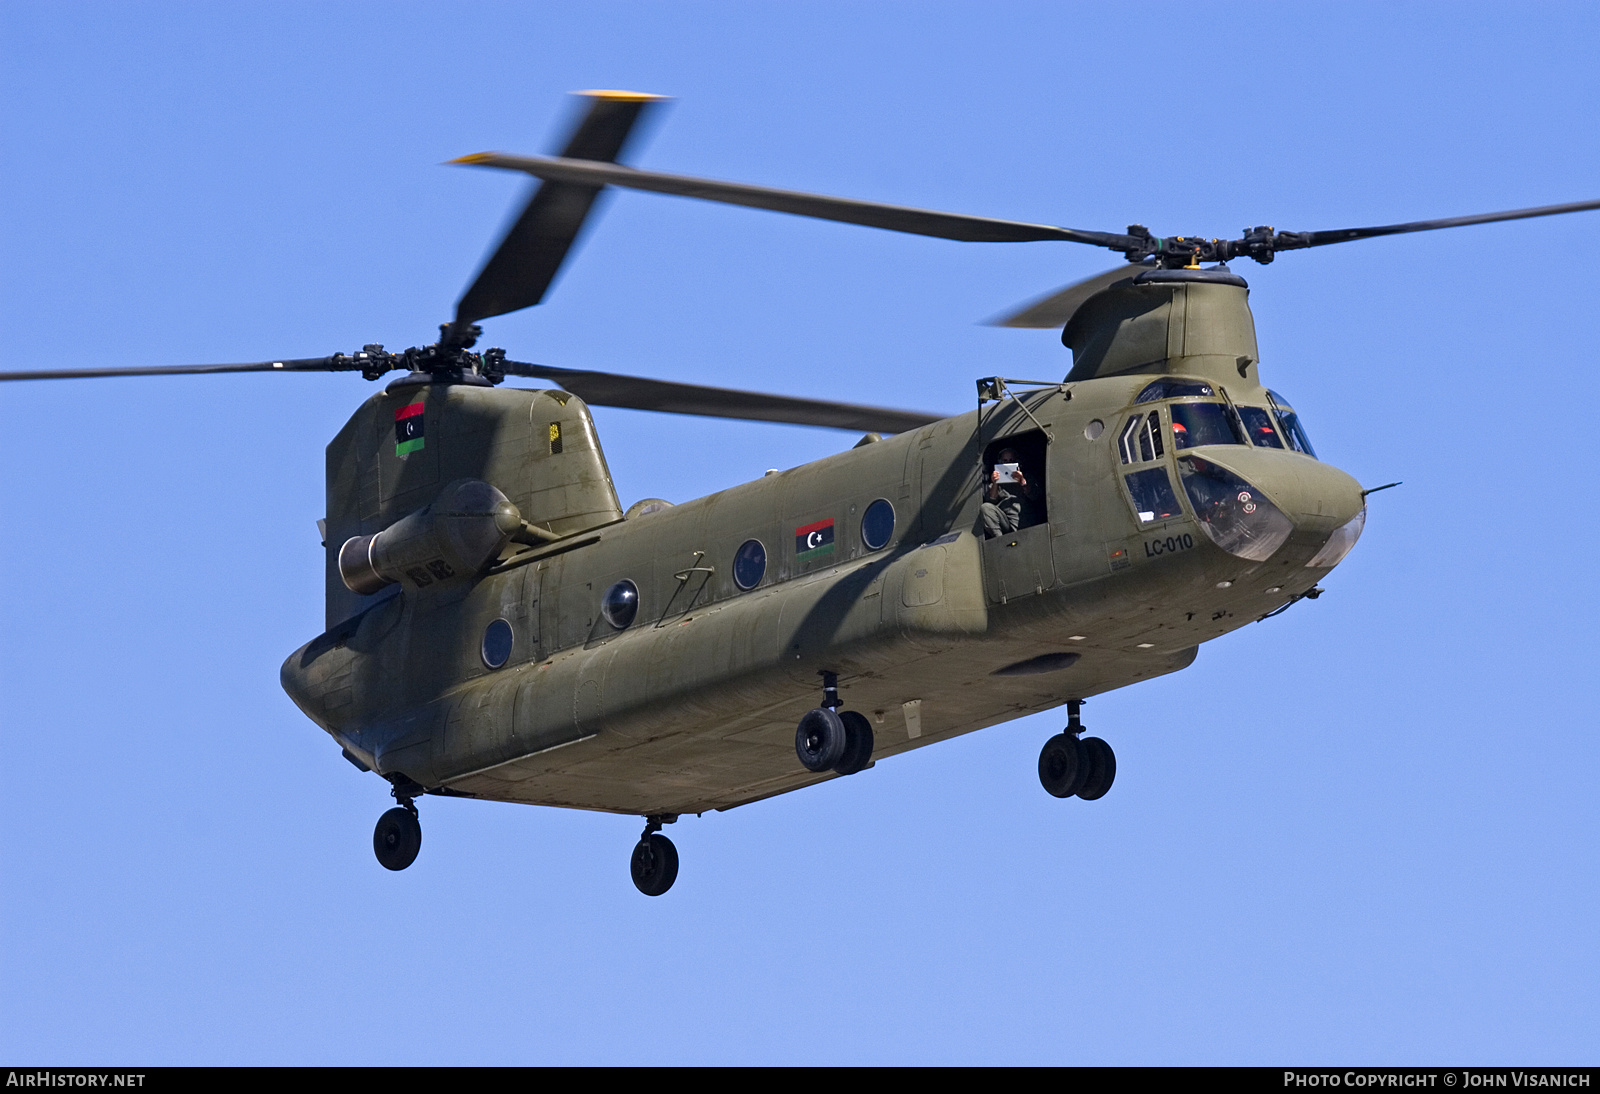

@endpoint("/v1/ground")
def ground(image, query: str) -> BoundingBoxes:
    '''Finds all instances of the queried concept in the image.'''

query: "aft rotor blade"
[1294,197,1600,249]
[501,359,943,433]
[0,357,350,381]
[453,153,1138,249]
[986,262,1155,328]
[450,92,667,336]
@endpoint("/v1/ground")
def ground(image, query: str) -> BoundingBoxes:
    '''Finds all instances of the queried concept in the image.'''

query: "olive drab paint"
[280,270,1368,818]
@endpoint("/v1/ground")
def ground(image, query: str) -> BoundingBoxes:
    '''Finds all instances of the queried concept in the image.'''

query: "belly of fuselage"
[430,525,1291,816]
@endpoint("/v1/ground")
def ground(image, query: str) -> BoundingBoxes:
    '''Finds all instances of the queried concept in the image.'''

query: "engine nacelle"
[339,479,522,595]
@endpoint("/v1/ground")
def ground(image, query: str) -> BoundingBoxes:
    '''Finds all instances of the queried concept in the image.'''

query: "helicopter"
[7,91,1599,897]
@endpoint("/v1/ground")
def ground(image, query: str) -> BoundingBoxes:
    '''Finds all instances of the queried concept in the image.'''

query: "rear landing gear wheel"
[373,807,421,871]
[1076,737,1117,800]
[834,710,875,775]
[796,707,848,772]
[631,833,679,896]
[1038,733,1088,798]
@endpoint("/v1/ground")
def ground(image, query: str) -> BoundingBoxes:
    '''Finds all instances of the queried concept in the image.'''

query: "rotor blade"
[451,91,667,335]
[1295,197,1600,249]
[452,153,1139,249]
[985,262,1155,328]
[501,360,943,434]
[0,357,349,381]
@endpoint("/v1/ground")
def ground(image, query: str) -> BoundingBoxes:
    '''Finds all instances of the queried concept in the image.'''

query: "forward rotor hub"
[1122,225,1314,268]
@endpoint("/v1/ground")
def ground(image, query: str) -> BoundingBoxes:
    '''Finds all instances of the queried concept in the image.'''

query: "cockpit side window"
[1237,406,1285,449]
[1117,411,1165,465]
[1117,404,1182,525]
[1267,390,1317,458]
[1169,402,1244,450]
[1118,415,1138,464]
[1124,467,1183,524]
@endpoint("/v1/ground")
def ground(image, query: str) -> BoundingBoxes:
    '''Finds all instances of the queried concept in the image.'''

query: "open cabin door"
[976,430,1056,602]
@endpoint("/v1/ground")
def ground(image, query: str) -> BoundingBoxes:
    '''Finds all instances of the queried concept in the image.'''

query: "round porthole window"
[601,579,639,629]
[482,618,514,669]
[860,498,894,551]
[733,539,766,590]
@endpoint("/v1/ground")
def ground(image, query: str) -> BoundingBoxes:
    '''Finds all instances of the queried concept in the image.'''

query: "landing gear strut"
[630,814,680,896]
[373,778,423,871]
[795,671,874,775]
[1038,700,1116,800]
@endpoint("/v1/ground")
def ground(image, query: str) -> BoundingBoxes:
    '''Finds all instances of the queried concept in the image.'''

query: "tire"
[373,807,422,871]
[630,833,679,896]
[1037,734,1087,798]
[1076,737,1117,801]
[833,710,875,775]
[795,707,848,772]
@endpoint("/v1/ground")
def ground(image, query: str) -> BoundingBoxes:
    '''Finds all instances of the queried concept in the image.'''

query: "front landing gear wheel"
[1076,737,1117,800]
[1038,734,1088,798]
[833,710,875,775]
[630,833,679,896]
[373,807,421,871]
[796,707,848,772]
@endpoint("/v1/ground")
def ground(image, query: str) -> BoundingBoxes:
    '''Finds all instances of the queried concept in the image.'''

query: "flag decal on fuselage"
[794,518,835,562]
[394,402,425,456]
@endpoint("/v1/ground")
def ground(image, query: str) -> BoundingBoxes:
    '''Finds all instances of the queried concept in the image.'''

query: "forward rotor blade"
[450,92,666,336]
[0,357,348,381]
[986,262,1155,328]
[453,153,1137,249]
[1295,197,1600,249]
[501,360,943,433]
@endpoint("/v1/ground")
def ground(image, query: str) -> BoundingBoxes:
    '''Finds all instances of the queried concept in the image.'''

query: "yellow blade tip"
[447,152,499,165]
[574,89,668,101]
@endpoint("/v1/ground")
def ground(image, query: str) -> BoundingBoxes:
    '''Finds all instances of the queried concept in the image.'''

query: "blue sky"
[2,1,1597,1064]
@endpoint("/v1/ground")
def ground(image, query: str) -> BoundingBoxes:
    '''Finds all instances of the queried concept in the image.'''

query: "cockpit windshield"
[1169,402,1243,449]
[1236,406,1285,448]
[1267,390,1317,458]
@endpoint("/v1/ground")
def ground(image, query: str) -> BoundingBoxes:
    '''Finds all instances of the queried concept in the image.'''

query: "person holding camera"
[981,447,1037,538]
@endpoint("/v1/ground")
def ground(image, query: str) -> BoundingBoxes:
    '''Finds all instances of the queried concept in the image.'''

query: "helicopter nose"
[1175,449,1366,568]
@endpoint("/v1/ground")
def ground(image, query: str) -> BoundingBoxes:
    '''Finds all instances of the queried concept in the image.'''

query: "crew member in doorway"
[981,447,1038,538]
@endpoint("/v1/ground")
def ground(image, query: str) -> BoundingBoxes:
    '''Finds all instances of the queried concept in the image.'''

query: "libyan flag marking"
[794,517,835,562]
[394,402,425,456]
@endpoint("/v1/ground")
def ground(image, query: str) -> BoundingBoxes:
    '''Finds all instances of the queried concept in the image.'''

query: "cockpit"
[1114,377,1322,561]
[1125,377,1317,458]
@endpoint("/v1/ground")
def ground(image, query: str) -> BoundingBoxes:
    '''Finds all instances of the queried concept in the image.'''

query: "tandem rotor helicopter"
[8,91,1599,896]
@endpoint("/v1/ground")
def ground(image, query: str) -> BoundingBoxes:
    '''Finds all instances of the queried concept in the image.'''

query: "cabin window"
[861,499,894,550]
[1117,411,1164,465]
[733,539,766,590]
[1267,390,1317,458]
[481,618,514,669]
[1169,402,1244,449]
[1124,467,1183,524]
[1236,406,1285,449]
[601,579,639,629]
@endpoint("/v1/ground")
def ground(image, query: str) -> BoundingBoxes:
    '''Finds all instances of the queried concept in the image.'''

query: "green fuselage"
[281,359,1364,817]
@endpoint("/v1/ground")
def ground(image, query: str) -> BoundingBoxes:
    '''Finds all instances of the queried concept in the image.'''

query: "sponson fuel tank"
[321,379,622,629]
